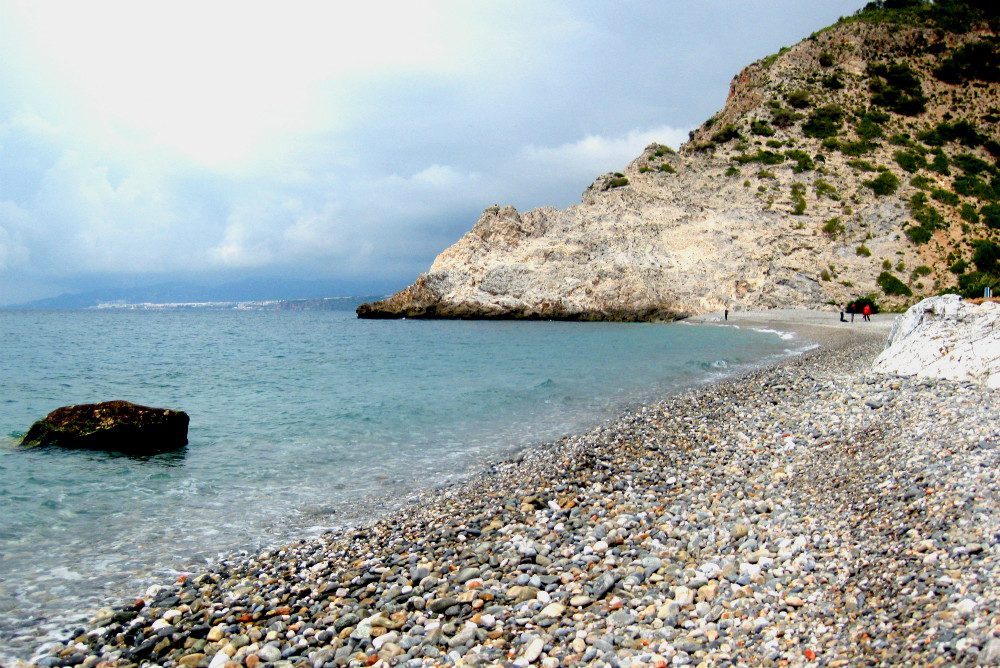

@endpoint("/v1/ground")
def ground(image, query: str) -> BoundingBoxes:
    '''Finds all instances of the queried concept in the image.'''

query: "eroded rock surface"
[871,295,1000,388]
[21,400,189,454]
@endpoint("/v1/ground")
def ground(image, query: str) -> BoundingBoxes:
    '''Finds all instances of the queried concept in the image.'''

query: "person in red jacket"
[863,303,872,321]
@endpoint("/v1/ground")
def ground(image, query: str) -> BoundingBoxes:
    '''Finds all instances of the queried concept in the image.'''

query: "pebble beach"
[18,313,1000,668]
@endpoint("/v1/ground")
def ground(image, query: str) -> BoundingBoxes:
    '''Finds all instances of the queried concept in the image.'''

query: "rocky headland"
[360,3,1000,321]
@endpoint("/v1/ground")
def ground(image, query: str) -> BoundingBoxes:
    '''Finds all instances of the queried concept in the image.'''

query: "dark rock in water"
[21,400,189,454]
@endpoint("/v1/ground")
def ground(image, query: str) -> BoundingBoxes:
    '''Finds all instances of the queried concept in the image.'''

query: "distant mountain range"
[3,278,401,310]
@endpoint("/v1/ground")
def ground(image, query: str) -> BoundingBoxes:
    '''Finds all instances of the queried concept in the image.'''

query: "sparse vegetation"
[822,217,844,237]
[785,150,815,173]
[868,61,927,116]
[791,183,807,215]
[802,105,844,139]
[864,170,900,196]
[857,245,872,256]
[786,90,812,109]
[877,271,913,296]
[893,149,927,173]
[751,120,775,137]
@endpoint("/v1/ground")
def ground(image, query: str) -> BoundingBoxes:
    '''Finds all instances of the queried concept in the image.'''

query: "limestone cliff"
[359,3,1000,321]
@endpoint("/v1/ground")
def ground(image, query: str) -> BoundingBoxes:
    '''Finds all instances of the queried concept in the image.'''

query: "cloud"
[520,125,691,180]
[0,1,869,304]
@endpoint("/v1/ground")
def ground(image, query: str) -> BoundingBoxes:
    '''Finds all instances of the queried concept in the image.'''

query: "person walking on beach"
[840,304,846,322]
[849,302,855,323]
[863,303,871,322]
[724,308,728,321]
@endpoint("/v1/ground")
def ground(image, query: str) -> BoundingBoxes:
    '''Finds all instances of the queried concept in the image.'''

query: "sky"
[0,1,866,305]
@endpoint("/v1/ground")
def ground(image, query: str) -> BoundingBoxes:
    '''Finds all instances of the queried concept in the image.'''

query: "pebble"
[24,332,1000,668]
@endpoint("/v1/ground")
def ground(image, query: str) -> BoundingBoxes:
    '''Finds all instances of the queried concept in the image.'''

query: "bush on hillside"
[802,105,844,139]
[864,170,900,195]
[868,62,927,115]
[878,271,913,296]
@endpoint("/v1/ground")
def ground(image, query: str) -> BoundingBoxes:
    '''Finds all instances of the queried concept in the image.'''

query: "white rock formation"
[871,295,1000,388]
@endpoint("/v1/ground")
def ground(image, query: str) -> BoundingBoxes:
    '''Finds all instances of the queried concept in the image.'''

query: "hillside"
[359,1,1000,321]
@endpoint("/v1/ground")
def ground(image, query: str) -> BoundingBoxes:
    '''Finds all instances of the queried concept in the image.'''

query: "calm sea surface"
[0,309,799,661]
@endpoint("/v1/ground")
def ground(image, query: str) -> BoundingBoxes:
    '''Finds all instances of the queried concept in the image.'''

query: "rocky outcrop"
[871,295,1000,388]
[359,9,999,321]
[21,400,190,454]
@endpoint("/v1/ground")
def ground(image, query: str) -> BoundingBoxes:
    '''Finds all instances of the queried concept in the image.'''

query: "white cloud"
[521,125,691,177]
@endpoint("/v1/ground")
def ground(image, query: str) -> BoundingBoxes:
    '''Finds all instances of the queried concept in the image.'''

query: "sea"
[0,308,803,662]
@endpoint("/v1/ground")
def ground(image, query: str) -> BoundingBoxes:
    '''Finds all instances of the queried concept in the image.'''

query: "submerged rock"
[871,295,1000,388]
[21,400,189,454]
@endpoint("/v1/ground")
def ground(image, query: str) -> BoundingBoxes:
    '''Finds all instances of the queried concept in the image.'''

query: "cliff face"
[360,5,1000,321]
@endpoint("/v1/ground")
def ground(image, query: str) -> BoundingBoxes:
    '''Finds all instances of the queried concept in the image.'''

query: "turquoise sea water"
[0,309,799,661]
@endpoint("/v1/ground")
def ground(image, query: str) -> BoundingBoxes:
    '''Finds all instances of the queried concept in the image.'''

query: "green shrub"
[815,180,840,200]
[733,150,785,165]
[791,183,807,215]
[855,115,886,142]
[822,217,844,236]
[913,265,933,277]
[653,145,676,156]
[905,225,933,244]
[929,149,951,175]
[983,203,1000,229]
[958,271,1000,298]
[933,40,1000,84]
[802,105,844,139]
[771,107,803,129]
[894,150,927,173]
[757,170,775,179]
[818,51,835,67]
[751,120,775,137]
[821,269,832,281]
[848,158,877,171]
[868,61,927,116]
[864,171,900,196]
[882,259,892,269]
[604,176,629,190]
[785,149,815,173]
[910,174,934,189]
[766,139,783,148]
[953,153,997,176]
[659,163,676,173]
[878,271,913,296]
[889,133,912,146]
[823,73,845,90]
[839,141,876,156]
[961,202,980,223]
[713,123,742,143]
[913,205,945,230]
[950,258,968,274]
[954,174,998,200]
[931,188,960,206]
[856,245,872,256]
[725,166,740,177]
[910,191,929,211]
[973,239,1000,274]
[786,90,812,109]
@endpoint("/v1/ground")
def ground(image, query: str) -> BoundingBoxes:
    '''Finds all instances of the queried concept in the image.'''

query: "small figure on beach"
[849,302,856,323]
[724,308,728,321]
[863,304,871,321]
[839,304,846,322]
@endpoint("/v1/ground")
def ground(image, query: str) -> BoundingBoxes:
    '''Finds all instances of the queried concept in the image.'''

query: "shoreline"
[20,312,1000,668]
